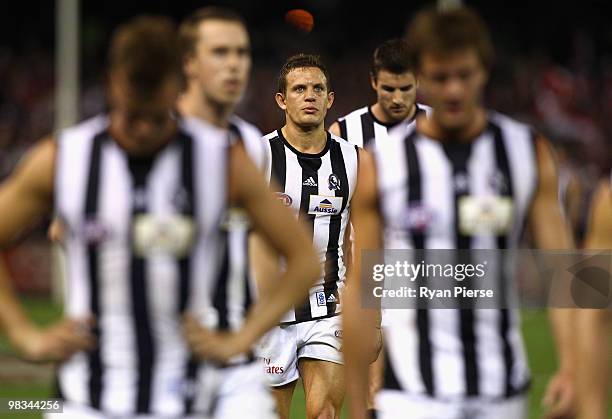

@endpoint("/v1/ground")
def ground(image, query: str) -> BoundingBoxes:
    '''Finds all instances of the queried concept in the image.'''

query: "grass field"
[0,297,609,418]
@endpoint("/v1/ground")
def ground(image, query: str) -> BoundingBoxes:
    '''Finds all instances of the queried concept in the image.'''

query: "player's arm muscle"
[228,144,319,344]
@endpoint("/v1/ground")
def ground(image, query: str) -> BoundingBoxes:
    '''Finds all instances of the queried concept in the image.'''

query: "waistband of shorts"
[278,311,341,326]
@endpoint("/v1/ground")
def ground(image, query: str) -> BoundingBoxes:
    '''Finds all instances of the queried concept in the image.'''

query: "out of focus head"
[179,7,251,108]
[108,15,182,155]
[370,39,417,123]
[405,6,493,130]
[276,54,334,129]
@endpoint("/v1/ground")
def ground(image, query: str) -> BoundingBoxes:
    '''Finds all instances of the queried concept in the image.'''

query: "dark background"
[1,0,610,185]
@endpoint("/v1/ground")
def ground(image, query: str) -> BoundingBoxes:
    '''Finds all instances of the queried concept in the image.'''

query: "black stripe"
[175,132,199,415]
[127,154,156,413]
[382,345,401,390]
[243,232,253,312]
[405,131,424,249]
[178,132,195,313]
[84,131,106,409]
[323,139,349,316]
[490,121,516,396]
[269,134,287,191]
[360,111,376,148]
[338,119,348,140]
[212,232,231,331]
[441,140,479,396]
[294,154,321,322]
[403,132,435,395]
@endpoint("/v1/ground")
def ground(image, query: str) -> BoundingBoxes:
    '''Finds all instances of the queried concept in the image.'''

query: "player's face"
[418,48,487,131]
[371,69,417,123]
[109,72,180,155]
[276,67,334,129]
[185,19,251,109]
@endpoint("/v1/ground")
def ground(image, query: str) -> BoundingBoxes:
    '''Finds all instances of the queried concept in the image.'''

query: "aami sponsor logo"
[313,199,338,214]
[261,357,284,374]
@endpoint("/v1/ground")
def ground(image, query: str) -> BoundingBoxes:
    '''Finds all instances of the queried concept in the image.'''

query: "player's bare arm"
[0,138,95,362]
[183,144,319,362]
[528,136,578,419]
[343,149,382,419]
[576,179,611,419]
[328,121,341,137]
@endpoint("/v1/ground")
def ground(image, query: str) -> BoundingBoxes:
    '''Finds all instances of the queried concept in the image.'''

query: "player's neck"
[419,108,487,143]
[177,89,232,129]
[370,103,416,125]
[281,122,327,154]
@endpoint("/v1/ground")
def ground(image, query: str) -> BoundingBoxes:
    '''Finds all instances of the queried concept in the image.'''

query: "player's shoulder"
[329,132,360,153]
[416,102,432,117]
[58,114,109,144]
[336,105,369,122]
[229,115,263,142]
[262,129,281,141]
[488,110,534,134]
[180,115,229,148]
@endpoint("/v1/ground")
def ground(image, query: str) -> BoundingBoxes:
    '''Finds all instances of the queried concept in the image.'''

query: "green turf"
[1,298,609,418]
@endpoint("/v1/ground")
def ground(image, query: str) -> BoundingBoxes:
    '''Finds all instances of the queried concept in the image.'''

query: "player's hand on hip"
[542,370,577,419]
[182,314,248,363]
[12,317,96,362]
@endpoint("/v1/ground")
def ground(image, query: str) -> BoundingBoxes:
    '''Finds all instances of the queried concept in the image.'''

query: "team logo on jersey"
[328,174,341,191]
[454,173,469,193]
[316,291,327,307]
[275,192,293,207]
[82,217,111,244]
[303,176,318,187]
[334,329,343,338]
[172,187,192,213]
[403,203,434,231]
[489,170,509,194]
[308,195,343,215]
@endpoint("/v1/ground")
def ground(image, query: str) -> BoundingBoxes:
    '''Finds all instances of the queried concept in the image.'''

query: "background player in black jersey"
[344,6,577,419]
[575,174,611,419]
[255,54,360,419]
[0,16,319,418]
[328,39,421,148]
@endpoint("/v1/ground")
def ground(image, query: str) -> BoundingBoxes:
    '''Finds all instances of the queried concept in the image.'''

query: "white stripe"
[145,145,187,415]
[375,132,411,249]
[429,310,466,396]
[97,142,135,414]
[416,137,454,249]
[373,122,389,151]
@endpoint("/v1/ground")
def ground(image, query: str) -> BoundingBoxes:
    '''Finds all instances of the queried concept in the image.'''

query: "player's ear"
[275,92,287,110]
[326,91,335,109]
[183,53,197,80]
[369,72,377,91]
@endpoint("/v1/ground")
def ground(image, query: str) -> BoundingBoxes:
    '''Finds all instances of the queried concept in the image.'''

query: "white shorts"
[45,362,276,419]
[375,390,527,419]
[257,316,343,387]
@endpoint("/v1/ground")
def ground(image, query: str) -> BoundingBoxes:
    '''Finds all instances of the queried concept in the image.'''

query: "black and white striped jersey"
[333,104,430,149]
[261,129,359,324]
[374,111,537,399]
[54,114,249,416]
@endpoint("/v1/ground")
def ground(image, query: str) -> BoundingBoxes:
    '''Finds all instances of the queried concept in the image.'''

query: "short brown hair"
[277,54,330,95]
[371,39,414,80]
[405,6,494,70]
[109,15,181,100]
[179,6,247,59]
